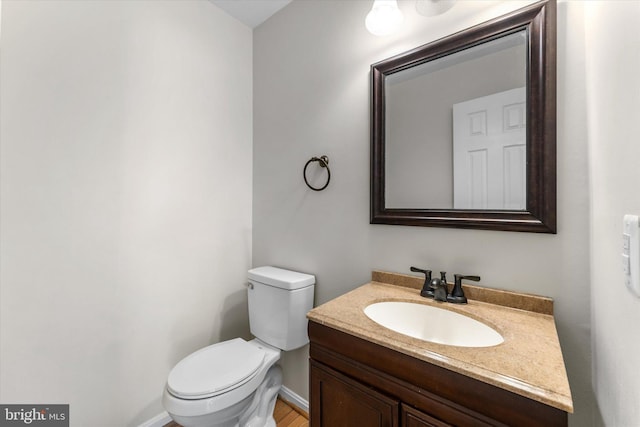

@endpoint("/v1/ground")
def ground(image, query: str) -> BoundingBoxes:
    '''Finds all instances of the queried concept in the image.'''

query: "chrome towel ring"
[303,155,330,191]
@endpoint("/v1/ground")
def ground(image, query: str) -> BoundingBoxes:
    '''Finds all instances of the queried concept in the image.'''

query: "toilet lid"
[167,338,265,399]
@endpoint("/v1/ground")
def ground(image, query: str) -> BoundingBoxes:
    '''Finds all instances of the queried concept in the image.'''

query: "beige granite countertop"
[307,271,573,413]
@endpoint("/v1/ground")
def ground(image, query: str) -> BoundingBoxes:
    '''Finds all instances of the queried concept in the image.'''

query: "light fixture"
[365,0,404,36]
[415,0,456,17]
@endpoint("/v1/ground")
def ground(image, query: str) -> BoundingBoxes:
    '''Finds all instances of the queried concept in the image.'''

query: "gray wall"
[254,1,596,426]
[0,1,252,425]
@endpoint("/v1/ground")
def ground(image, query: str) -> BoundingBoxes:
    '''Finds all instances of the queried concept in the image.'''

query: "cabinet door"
[401,404,452,427]
[310,361,399,427]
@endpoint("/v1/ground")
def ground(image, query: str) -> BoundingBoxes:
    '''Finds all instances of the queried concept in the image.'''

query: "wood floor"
[273,398,309,427]
[163,397,308,427]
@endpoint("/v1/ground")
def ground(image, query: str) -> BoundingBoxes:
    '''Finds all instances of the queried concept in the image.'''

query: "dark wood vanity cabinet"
[309,321,568,427]
[311,360,448,427]
[311,362,398,427]
[402,405,451,427]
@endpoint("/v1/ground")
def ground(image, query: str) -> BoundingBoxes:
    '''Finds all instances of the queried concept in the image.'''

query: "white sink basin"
[364,301,503,347]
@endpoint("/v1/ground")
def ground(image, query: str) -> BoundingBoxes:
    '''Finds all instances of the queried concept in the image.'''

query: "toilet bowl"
[163,267,315,427]
[163,339,281,427]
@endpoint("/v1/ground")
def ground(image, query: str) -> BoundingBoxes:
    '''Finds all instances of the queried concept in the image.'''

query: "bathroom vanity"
[307,271,572,426]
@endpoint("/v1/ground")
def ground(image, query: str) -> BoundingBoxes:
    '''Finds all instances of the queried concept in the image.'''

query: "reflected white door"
[453,87,526,210]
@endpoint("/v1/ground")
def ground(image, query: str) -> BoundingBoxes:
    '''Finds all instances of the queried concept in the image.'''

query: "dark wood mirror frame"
[370,0,556,233]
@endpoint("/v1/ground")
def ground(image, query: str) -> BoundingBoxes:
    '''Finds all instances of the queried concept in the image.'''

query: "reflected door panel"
[453,87,526,210]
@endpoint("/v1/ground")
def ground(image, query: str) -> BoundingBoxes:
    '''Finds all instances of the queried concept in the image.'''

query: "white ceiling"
[209,0,293,29]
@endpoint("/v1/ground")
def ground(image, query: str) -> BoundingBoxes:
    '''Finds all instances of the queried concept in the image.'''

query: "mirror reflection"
[385,31,527,210]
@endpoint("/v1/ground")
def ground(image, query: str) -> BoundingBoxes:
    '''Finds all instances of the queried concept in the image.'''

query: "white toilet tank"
[247,266,315,351]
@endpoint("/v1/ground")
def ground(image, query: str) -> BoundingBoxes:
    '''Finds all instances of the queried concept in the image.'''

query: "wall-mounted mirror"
[370,0,556,233]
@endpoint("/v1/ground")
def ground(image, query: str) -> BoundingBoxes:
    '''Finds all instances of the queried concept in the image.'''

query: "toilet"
[162,266,315,427]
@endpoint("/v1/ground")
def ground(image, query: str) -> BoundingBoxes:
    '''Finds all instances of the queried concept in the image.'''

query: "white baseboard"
[139,386,309,427]
[278,385,309,414]
[138,411,171,427]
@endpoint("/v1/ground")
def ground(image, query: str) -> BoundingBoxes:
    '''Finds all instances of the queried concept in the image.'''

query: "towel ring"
[303,155,331,191]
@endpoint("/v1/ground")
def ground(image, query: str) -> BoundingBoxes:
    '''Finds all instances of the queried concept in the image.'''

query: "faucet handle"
[447,274,480,304]
[454,274,480,285]
[410,266,433,298]
[410,266,431,275]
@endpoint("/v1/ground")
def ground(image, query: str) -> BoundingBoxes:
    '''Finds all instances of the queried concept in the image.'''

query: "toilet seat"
[167,338,265,400]
[163,339,281,419]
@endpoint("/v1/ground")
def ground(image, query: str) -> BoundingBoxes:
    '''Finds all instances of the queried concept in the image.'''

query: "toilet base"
[169,392,253,427]
[240,365,282,427]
